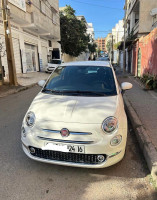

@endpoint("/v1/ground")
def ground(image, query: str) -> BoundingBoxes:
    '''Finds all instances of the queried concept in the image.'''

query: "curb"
[0,83,37,98]
[124,95,157,185]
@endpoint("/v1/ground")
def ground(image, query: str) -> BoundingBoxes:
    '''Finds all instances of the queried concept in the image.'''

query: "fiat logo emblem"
[60,128,70,137]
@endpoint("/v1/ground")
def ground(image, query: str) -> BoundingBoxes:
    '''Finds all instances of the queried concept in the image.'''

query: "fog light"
[30,147,35,154]
[110,135,122,146]
[97,155,105,162]
[21,127,26,137]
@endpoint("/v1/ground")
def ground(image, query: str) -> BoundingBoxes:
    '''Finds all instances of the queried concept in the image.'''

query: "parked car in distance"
[22,61,132,168]
[97,57,110,61]
[45,59,62,73]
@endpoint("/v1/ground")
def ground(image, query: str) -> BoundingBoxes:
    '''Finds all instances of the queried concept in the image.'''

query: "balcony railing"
[152,21,157,30]
[127,0,138,16]
[133,20,139,35]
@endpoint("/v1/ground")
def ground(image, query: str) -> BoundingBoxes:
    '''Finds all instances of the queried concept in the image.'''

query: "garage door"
[41,46,48,70]
[25,43,39,72]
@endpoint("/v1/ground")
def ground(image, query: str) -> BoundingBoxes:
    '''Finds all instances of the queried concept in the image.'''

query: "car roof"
[51,59,61,60]
[61,61,111,67]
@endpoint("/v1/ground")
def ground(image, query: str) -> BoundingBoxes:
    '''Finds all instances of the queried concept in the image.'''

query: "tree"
[106,40,112,53]
[114,42,121,50]
[88,43,97,54]
[96,48,101,56]
[60,6,89,57]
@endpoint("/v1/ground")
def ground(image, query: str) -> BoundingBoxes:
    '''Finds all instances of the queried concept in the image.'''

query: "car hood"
[29,92,118,124]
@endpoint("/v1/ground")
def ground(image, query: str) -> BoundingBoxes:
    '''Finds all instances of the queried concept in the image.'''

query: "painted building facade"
[123,0,157,75]
[132,28,157,77]
[125,0,157,38]
[87,23,95,43]
[95,38,106,52]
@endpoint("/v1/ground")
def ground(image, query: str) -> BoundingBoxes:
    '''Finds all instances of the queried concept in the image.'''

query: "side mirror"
[121,82,133,91]
[38,80,46,87]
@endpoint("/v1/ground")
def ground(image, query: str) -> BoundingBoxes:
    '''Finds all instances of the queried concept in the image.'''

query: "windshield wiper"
[42,88,63,93]
[42,89,110,96]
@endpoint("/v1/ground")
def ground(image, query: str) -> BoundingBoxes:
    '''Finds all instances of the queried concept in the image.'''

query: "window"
[51,6,57,24]
[48,40,52,47]
[40,0,46,15]
[135,13,139,24]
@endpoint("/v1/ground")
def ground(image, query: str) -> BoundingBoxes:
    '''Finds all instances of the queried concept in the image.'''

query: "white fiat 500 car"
[21,61,132,168]
[45,59,62,73]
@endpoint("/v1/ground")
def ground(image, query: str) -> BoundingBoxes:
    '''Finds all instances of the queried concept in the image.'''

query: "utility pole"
[0,54,4,86]
[111,34,114,63]
[1,0,18,86]
[123,0,127,74]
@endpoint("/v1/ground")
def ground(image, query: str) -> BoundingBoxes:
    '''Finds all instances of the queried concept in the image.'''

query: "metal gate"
[25,44,37,72]
[137,48,141,77]
[128,49,132,73]
[41,46,48,70]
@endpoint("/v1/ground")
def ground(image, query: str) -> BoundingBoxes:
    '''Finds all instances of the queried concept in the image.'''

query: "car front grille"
[29,146,106,165]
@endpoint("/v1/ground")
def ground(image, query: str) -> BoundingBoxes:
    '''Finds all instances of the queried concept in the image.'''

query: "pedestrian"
[93,56,96,61]
[88,56,91,60]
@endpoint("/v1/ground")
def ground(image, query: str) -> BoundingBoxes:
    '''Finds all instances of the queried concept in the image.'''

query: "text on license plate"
[42,143,85,154]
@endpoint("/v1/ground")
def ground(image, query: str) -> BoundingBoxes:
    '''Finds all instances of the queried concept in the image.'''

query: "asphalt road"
[0,86,156,200]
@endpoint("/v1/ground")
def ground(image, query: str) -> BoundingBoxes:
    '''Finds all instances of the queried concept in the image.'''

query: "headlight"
[25,111,35,127]
[102,117,118,134]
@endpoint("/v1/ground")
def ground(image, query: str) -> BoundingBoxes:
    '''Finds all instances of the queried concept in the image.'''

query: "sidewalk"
[17,72,49,86]
[117,69,157,184]
[0,72,49,98]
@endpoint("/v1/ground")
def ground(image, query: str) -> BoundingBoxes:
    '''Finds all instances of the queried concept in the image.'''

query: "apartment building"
[112,20,124,44]
[87,23,95,43]
[95,38,106,52]
[125,0,157,38]
[0,0,61,75]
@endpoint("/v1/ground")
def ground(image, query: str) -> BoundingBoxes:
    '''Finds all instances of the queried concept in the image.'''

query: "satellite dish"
[150,8,157,16]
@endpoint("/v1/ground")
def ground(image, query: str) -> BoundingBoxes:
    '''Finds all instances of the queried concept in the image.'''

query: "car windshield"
[43,65,117,96]
[49,60,61,64]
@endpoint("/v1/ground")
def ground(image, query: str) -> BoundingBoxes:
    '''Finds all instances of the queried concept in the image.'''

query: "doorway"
[25,44,38,72]
[52,48,60,59]
[137,48,141,77]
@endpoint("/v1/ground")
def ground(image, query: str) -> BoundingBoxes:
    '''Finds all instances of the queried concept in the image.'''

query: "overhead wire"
[70,0,123,10]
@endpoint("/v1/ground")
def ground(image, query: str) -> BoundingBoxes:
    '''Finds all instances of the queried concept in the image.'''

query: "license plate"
[42,143,85,154]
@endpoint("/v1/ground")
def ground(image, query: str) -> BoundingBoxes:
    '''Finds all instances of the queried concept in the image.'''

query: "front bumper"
[45,67,56,73]
[22,143,125,168]
[22,126,126,168]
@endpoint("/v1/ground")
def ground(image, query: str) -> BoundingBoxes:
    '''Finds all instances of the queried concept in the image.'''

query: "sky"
[59,0,125,39]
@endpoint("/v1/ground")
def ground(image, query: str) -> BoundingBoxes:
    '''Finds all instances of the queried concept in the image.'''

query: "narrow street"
[0,86,156,200]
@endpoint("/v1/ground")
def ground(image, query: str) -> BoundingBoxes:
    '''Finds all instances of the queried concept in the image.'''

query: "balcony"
[133,20,139,35]
[8,1,60,40]
[21,11,60,40]
[127,0,138,16]
[9,3,32,26]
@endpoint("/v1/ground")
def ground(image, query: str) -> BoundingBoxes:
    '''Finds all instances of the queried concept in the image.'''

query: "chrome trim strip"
[42,129,92,135]
[43,129,60,134]
[37,136,94,144]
